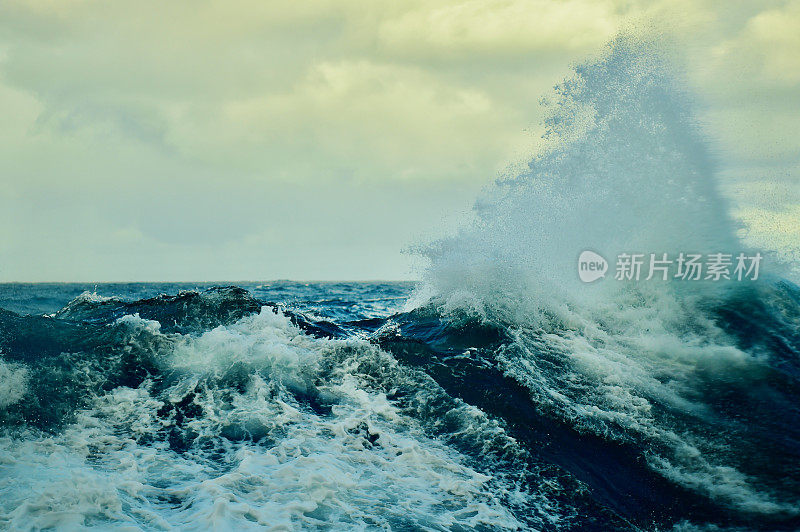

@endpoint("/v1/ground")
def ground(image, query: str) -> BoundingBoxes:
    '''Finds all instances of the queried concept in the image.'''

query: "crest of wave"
[414,36,740,324]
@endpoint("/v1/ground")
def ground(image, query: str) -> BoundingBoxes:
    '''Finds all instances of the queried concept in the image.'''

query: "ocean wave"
[406,36,800,528]
[1,299,614,530]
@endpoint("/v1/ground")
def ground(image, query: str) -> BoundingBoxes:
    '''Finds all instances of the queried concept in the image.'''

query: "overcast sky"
[1,0,798,281]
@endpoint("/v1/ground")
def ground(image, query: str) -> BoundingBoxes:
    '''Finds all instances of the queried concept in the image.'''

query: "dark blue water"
[1,281,799,530]
[0,282,413,321]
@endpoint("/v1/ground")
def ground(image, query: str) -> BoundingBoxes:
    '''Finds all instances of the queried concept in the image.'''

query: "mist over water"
[416,37,744,321]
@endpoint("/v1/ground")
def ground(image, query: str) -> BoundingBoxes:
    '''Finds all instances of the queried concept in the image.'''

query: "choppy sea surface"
[1,279,800,531]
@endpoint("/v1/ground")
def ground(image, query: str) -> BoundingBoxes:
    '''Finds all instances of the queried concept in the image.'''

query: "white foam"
[0,358,28,409]
[0,307,527,530]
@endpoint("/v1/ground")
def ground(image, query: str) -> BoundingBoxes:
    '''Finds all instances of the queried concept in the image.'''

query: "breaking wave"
[409,36,800,528]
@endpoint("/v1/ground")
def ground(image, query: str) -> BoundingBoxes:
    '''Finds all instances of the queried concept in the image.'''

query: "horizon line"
[0,279,420,284]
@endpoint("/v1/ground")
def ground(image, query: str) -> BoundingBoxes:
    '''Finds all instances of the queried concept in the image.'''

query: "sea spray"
[415,37,741,323]
[411,36,800,521]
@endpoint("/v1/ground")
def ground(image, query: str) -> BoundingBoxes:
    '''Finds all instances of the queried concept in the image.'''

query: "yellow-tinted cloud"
[0,0,798,280]
[182,60,512,178]
[742,0,800,84]
[378,0,623,56]
[738,204,800,265]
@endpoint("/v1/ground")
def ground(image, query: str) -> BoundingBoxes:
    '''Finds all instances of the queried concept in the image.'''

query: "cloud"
[0,1,535,184]
[738,0,800,85]
[192,60,514,179]
[737,204,800,267]
[0,0,798,280]
[377,0,623,57]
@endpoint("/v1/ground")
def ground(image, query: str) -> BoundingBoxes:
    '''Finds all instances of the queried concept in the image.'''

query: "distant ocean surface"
[0,282,414,321]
